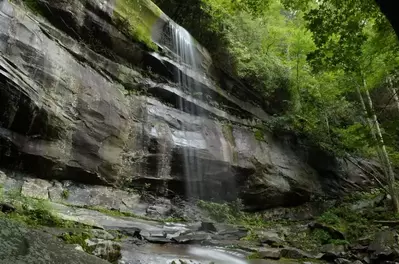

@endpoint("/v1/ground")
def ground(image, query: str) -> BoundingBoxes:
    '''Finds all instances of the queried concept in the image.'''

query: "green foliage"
[247,251,261,259]
[86,206,137,218]
[60,232,93,253]
[314,192,399,242]
[0,190,82,228]
[242,229,260,242]
[197,200,240,223]
[186,0,399,164]
[330,239,350,246]
[61,190,70,200]
[197,200,271,229]
[83,205,176,222]
[311,229,331,245]
[317,211,340,226]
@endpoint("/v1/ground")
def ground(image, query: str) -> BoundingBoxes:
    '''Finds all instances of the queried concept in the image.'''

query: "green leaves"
[161,0,399,160]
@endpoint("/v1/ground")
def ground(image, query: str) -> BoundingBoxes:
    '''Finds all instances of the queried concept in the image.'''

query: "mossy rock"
[113,0,162,50]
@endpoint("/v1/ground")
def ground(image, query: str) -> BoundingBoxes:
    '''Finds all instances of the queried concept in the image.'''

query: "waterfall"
[169,22,206,199]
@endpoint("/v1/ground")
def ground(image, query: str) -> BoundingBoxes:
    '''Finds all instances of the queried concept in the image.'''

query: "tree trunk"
[363,78,399,212]
[388,77,399,112]
[392,88,399,111]
[355,83,387,174]
[316,85,331,139]
[295,52,301,112]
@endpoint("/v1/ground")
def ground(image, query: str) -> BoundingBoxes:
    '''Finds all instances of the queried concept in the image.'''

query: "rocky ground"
[1,169,399,264]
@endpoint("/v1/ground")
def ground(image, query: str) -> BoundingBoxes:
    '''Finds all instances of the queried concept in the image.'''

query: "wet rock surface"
[86,239,122,263]
[0,0,375,210]
[3,169,399,264]
[2,181,399,264]
[0,218,110,264]
[368,230,399,261]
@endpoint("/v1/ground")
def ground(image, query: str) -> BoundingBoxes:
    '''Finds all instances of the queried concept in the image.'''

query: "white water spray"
[169,22,206,199]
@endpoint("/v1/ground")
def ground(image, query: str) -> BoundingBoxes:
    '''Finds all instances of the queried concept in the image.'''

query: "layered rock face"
[0,0,370,209]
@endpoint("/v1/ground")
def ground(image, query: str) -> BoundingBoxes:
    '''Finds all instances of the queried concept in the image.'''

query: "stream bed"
[120,243,269,264]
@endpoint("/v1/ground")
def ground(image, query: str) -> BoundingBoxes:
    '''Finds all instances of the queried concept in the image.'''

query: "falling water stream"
[169,22,206,199]
[137,19,248,264]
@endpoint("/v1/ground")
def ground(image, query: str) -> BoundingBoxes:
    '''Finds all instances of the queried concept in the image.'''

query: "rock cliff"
[0,0,372,209]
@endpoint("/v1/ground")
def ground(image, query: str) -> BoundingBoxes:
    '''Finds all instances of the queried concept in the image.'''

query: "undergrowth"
[197,199,268,228]
[199,189,398,252]
[0,188,85,228]
[60,231,93,252]
[83,205,185,223]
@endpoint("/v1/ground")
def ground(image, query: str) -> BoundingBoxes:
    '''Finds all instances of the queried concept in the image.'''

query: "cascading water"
[168,22,206,199]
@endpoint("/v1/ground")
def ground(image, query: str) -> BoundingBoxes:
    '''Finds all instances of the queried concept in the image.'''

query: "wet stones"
[86,239,122,263]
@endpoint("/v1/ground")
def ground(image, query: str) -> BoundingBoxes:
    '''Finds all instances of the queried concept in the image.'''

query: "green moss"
[343,189,383,203]
[0,189,85,228]
[60,231,93,253]
[197,200,235,222]
[12,0,45,16]
[84,205,159,222]
[197,200,270,228]
[242,229,260,241]
[61,190,70,200]
[317,211,341,226]
[247,251,261,259]
[87,206,136,217]
[114,0,161,50]
[315,199,388,242]
[330,239,350,245]
[254,128,265,141]
[311,229,332,245]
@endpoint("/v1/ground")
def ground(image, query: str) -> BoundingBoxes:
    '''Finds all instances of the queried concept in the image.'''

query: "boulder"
[320,244,347,259]
[91,230,115,241]
[212,224,248,240]
[0,170,6,184]
[368,230,399,261]
[146,198,173,217]
[256,230,285,246]
[48,181,65,201]
[74,245,85,252]
[334,259,351,264]
[86,239,122,263]
[351,194,385,211]
[0,218,109,263]
[21,178,52,200]
[258,248,281,259]
[144,235,171,244]
[172,232,212,244]
[199,221,218,233]
[280,247,317,259]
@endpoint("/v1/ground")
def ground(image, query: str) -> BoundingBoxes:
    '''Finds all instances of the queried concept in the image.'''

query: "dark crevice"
[0,135,105,185]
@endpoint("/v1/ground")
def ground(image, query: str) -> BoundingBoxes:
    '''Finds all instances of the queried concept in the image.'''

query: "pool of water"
[120,243,260,264]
